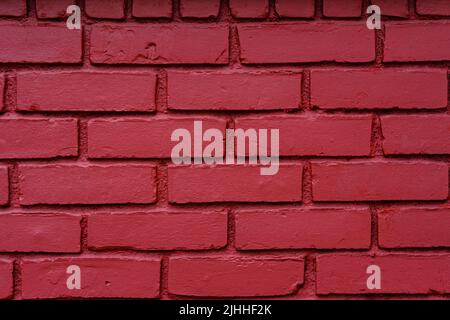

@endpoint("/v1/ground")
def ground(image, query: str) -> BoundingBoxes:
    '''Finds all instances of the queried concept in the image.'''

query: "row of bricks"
[1,0,449,19]
[0,207,449,252]
[0,116,449,158]
[2,69,449,111]
[1,254,450,298]
[0,22,449,64]
[0,162,448,204]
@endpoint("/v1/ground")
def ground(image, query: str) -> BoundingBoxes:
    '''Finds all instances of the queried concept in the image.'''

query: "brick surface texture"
[0,0,449,300]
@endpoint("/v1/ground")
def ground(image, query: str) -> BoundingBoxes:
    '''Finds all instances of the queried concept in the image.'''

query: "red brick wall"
[0,0,449,299]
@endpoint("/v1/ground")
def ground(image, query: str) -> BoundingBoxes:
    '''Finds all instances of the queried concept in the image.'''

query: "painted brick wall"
[0,0,449,300]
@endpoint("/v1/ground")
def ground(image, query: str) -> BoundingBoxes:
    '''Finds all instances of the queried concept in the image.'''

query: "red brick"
[235,115,372,156]
[21,257,161,299]
[238,22,375,64]
[0,0,25,17]
[36,0,74,18]
[316,254,450,294]
[381,115,450,155]
[90,24,228,64]
[311,69,447,109]
[17,72,156,112]
[168,71,301,110]
[229,0,269,18]
[417,0,450,16]
[0,167,8,206]
[235,208,371,250]
[180,0,220,18]
[19,165,157,205]
[371,0,409,17]
[379,207,450,248]
[323,0,362,17]
[0,260,13,299]
[0,214,80,252]
[0,118,78,159]
[0,25,81,63]
[169,256,304,297]
[0,75,4,111]
[132,0,172,18]
[85,0,124,19]
[168,165,303,203]
[88,117,226,158]
[385,22,450,62]
[312,161,449,201]
[275,0,315,18]
[88,211,227,250]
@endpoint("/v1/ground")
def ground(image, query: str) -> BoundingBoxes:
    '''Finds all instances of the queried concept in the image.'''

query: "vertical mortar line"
[78,118,89,160]
[227,0,239,66]
[160,255,170,299]
[80,215,88,252]
[409,0,417,19]
[4,73,17,114]
[225,115,235,252]
[13,258,22,300]
[156,69,168,113]
[173,0,181,22]
[27,0,37,19]
[229,24,241,67]
[302,161,313,205]
[220,0,233,22]
[315,0,323,19]
[362,0,371,18]
[9,163,20,208]
[79,0,86,19]
[227,208,237,252]
[268,0,276,20]
[300,253,317,298]
[124,0,132,20]
[82,21,91,68]
[375,24,385,66]
[156,161,169,207]
[370,206,379,251]
[302,69,311,111]
[370,114,384,157]
[226,112,235,132]
[217,0,228,21]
